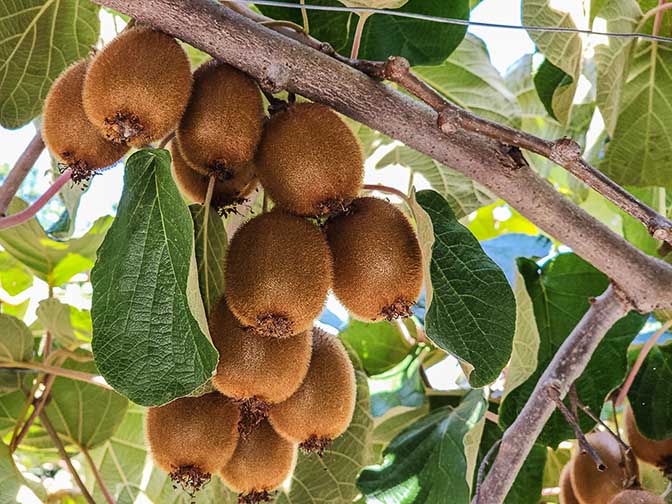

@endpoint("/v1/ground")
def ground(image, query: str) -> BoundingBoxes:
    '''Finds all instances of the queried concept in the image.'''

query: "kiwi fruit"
[224,210,333,338]
[83,27,192,146]
[268,328,356,454]
[571,431,639,504]
[219,419,296,504]
[560,460,581,504]
[42,60,129,182]
[326,197,423,321]
[624,406,672,475]
[255,102,364,216]
[210,296,312,433]
[170,141,256,208]
[608,489,665,504]
[146,392,239,494]
[176,61,264,176]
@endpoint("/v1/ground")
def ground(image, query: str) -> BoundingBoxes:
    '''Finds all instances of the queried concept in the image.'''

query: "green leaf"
[0,252,33,296]
[0,0,100,128]
[276,345,374,504]
[523,0,582,123]
[0,441,42,504]
[414,34,521,128]
[371,403,430,461]
[91,149,218,406]
[628,342,672,440]
[0,199,112,286]
[416,189,515,387]
[600,42,672,187]
[369,348,425,417]
[499,254,647,446]
[35,298,91,349]
[340,320,411,375]
[0,314,33,362]
[189,204,227,314]
[45,355,129,449]
[358,390,487,504]
[0,390,25,434]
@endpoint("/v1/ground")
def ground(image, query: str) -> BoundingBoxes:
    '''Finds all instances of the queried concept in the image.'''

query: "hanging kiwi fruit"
[608,489,665,504]
[145,393,240,495]
[624,406,672,476]
[83,26,192,146]
[255,102,364,217]
[209,296,313,434]
[219,419,297,504]
[560,459,580,504]
[268,328,356,454]
[42,60,129,182]
[224,210,333,338]
[326,196,423,321]
[176,60,264,177]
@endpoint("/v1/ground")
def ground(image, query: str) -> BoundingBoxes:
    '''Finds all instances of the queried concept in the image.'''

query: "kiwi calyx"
[380,297,415,321]
[300,435,332,456]
[250,314,294,339]
[169,464,211,497]
[317,198,352,217]
[103,111,144,144]
[238,490,274,504]
[237,397,271,438]
[59,153,95,184]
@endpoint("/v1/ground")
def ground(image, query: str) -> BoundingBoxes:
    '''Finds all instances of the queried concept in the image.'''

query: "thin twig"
[350,12,370,60]
[299,0,309,33]
[485,411,500,424]
[362,183,412,207]
[11,374,56,451]
[0,132,45,215]
[159,131,175,149]
[81,446,115,504]
[569,387,629,452]
[475,439,501,504]
[0,361,112,390]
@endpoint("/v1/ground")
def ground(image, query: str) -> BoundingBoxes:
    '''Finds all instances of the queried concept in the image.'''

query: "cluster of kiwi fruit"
[44,24,425,504]
[559,407,672,504]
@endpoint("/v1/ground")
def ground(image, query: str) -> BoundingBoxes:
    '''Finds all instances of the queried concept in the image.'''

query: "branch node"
[382,55,410,81]
[651,225,672,242]
[437,108,460,134]
[549,137,582,164]
[259,62,291,94]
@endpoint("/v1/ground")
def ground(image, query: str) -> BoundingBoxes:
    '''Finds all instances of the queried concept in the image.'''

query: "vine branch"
[0,131,45,216]
[81,446,115,504]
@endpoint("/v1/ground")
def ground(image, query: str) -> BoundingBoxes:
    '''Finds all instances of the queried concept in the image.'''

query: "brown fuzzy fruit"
[608,489,665,504]
[255,103,364,216]
[83,27,192,146]
[219,419,296,503]
[170,141,256,208]
[224,210,332,338]
[326,197,423,321]
[560,460,581,504]
[42,60,129,182]
[571,431,639,504]
[210,297,312,434]
[624,406,672,475]
[146,393,240,495]
[268,328,356,454]
[176,61,264,176]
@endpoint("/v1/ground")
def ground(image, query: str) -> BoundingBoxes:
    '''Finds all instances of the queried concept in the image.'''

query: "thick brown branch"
[0,132,45,216]
[475,285,631,503]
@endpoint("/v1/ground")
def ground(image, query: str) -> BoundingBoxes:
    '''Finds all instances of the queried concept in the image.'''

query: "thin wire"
[232,0,672,44]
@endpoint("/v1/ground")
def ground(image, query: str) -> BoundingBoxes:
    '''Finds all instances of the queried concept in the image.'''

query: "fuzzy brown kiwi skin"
[571,431,639,504]
[176,60,264,177]
[169,141,256,209]
[219,419,297,504]
[83,27,192,146]
[326,197,423,322]
[255,102,364,217]
[624,406,672,476]
[560,460,581,504]
[224,210,333,338]
[268,328,356,454]
[42,60,129,182]
[145,393,240,495]
[209,296,313,435]
[608,489,665,504]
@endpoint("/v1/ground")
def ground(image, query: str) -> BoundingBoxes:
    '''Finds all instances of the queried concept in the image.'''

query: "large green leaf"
[0,313,32,362]
[369,348,425,417]
[414,34,521,128]
[628,342,672,440]
[0,199,112,286]
[340,320,411,375]
[91,149,217,406]
[0,252,33,296]
[499,254,647,446]
[0,441,43,504]
[189,204,227,314]
[0,0,100,128]
[35,298,91,349]
[601,42,672,187]
[0,390,25,434]
[416,190,515,387]
[358,390,486,504]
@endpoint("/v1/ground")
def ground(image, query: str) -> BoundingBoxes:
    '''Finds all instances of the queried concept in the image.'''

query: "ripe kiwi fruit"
[560,460,580,504]
[42,60,129,182]
[624,406,672,475]
[255,102,364,216]
[169,141,256,208]
[608,489,665,504]
[176,61,264,177]
[219,419,296,504]
[268,328,356,454]
[571,431,639,504]
[326,197,423,321]
[210,296,312,434]
[224,210,332,338]
[146,392,239,494]
[83,27,192,146]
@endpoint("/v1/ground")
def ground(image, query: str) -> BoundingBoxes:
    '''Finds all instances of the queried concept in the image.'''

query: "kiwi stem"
[259,19,305,34]
[300,0,309,33]
[0,169,73,230]
[81,446,116,504]
[0,131,45,216]
[159,131,176,149]
[262,191,269,213]
[616,319,672,408]
[350,12,371,60]
[0,360,113,390]
[363,183,412,208]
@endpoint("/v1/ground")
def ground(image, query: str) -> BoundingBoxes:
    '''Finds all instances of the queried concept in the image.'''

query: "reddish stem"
[0,132,45,215]
[350,13,370,60]
[653,0,667,37]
